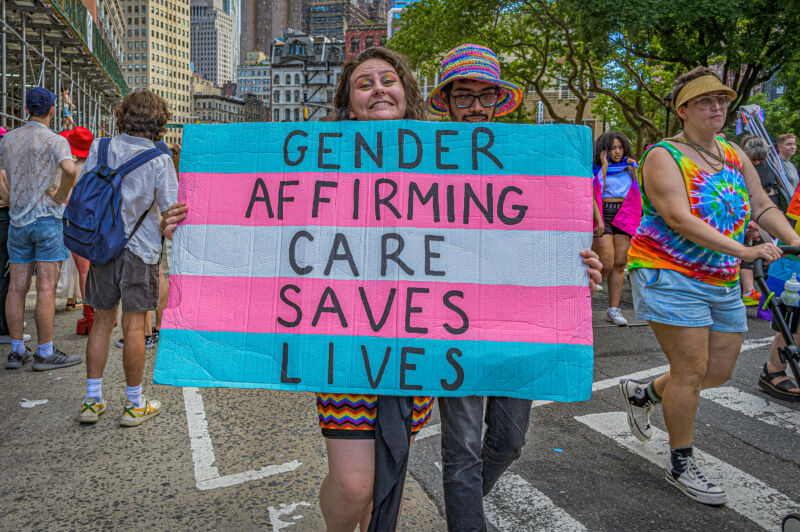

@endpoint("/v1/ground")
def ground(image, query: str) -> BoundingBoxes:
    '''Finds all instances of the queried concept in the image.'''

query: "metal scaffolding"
[1,0,126,135]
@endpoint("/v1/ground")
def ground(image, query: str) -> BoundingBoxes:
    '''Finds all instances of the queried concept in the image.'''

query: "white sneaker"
[665,454,727,506]
[606,307,628,326]
[619,379,656,441]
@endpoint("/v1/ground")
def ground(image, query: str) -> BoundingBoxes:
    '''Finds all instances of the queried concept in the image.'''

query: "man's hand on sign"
[161,202,187,239]
[581,249,603,292]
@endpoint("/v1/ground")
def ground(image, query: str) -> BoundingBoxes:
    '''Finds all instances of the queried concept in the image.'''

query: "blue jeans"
[439,396,532,532]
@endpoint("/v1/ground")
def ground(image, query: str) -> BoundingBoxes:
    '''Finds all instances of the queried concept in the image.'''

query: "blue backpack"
[63,137,166,264]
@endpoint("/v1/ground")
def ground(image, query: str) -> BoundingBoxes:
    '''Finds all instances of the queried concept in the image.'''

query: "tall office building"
[191,0,236,85]
[309,0,368,39]
[120,0,193,146]
[239,0,306,64]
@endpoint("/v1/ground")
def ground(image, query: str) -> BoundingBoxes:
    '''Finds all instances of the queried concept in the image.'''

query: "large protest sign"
[153,120,594,401]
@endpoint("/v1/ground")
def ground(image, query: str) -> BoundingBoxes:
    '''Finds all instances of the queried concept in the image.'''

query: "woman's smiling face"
[348,59,407,121]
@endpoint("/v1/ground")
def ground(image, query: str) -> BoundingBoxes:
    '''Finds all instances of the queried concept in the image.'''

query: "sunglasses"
[450,91,501,109]
[689,95,732,109]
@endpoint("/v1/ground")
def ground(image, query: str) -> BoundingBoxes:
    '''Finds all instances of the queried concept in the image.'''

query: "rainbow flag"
[153,121,594,401]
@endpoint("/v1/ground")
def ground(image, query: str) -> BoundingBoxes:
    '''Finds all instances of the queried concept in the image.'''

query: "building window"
[285,109,290,120]
[274,109,280,121]
[294,108,299,121]
[274,92,280,103]
[285,74,291,85]
[295,90,300,102]
[365,36,374,48]
[351,37,359,53]
[295,74,300,84]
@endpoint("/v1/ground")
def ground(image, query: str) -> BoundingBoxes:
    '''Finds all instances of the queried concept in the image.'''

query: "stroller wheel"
[783,513,800,532]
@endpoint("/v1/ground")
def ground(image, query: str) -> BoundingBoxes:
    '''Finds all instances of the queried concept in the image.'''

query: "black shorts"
[86,248,160,312]
[601,201,632,236]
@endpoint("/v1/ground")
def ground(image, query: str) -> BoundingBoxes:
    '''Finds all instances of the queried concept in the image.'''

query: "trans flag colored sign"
[153,120,594,401]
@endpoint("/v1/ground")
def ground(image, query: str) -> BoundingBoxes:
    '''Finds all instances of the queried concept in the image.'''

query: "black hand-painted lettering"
[277,284,302,327]
[398,129,422,169]
[355,131,383,168]
[324,233,359,277]
[312,286,348,327]
[408,182,440,222]
[327,342,334,385]
[362,345,392,389]
[352,178,361,220]
[446,184,455,223]
[400,346,424,391]
[405,287,429,334]
[472,127,502,170]
[381,233,414,276]
[245,177,274,218]
[435,130,458,170]
[278,180,298,220]
[283,130,308,166]
[464,183,493,224]
[312,181,337,218]
[441,348,464,391]
[280,343,301,383]
[497,186,528,226]
[443,290,469,335]
[288,230,313,275]
[358,287,396,332]
[374,178,401,220]
[424,235,445,277]
[318,132,342,169]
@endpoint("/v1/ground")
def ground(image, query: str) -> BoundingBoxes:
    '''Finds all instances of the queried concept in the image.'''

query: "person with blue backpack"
[68,90,178,426]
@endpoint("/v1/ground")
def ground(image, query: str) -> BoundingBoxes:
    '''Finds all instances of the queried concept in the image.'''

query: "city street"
[1,281,798,531]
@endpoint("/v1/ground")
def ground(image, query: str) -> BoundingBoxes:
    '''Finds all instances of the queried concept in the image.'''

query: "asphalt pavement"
[1,278,798,531]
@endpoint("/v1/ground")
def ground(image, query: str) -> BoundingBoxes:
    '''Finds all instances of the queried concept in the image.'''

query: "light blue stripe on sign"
[179,121,593,178]
[153,329,593,401]
[172,224,592,287]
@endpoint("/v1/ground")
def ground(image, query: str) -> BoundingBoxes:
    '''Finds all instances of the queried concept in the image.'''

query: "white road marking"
[183,387,302,490]
[434,461,585,531]
[701,386,800,435]
[268,501,311,531]
[19,398,48,408]
[575,412,798,531]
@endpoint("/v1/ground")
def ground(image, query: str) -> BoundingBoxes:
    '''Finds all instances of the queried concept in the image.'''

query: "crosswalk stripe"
[575,411,798,531]
[434,462,586,531]
[701,386,800,435]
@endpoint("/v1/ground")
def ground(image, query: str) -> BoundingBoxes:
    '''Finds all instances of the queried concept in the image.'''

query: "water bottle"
[781,273,800,307]
[777,273,800,335]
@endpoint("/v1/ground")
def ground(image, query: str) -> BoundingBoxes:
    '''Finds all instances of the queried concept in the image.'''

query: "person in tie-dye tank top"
[616,67,800,506]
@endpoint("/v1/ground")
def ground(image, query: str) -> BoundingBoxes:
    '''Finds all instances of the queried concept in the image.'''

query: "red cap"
[59,127,93,158]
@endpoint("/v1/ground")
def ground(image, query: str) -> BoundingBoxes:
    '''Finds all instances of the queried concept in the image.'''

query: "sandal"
[758,363,800,402]
[65,300,83,311]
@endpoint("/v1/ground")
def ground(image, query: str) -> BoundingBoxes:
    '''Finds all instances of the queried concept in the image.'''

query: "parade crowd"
[1,42,799,531]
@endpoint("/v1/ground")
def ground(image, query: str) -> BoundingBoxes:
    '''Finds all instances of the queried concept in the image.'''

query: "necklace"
[671,133,729,172]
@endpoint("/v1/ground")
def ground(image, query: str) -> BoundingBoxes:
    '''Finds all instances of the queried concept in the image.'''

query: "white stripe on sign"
[702,386,800,435]
[183,387,303,490]
[434,462,585,532]
[575,411,797,531]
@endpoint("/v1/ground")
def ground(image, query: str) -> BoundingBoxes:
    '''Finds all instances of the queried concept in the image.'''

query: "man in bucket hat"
[429,44,601,531]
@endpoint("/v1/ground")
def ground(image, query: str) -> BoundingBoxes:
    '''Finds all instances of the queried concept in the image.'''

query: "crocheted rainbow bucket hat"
[427,44,523,117]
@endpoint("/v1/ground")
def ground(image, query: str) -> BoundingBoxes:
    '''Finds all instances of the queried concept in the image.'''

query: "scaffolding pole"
[1,0,6,129]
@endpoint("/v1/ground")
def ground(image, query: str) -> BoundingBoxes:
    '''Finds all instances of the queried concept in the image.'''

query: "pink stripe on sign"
[162,275,592,345]
[178,172,591,232]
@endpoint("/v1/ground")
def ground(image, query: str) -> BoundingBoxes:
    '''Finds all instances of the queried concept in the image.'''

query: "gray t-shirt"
[0,121,72,227]
[79,134,178,264]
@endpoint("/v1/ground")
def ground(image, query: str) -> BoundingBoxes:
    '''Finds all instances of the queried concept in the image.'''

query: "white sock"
[86,378,103,401]
[126,384,143,408]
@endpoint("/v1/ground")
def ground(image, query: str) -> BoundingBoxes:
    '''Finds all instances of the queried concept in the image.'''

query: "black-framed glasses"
[451,91,500,109]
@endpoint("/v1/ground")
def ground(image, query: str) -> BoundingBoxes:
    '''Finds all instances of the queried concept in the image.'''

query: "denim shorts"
[8,217,69,264]
[630,267,747,333]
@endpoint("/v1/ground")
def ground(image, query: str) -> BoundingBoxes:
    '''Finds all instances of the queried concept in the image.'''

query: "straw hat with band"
[427,44,523,117]
[673,75,737,108]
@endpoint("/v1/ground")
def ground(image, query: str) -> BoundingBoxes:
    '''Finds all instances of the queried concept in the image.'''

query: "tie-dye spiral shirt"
[627,137,749,287]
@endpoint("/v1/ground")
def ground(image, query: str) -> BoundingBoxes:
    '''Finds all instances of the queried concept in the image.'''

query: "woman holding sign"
[619,67,800,506]
[591,131,640,326]
[314,47,434,532]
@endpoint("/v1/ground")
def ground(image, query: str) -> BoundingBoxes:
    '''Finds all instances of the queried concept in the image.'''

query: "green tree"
[572,0,800,126]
